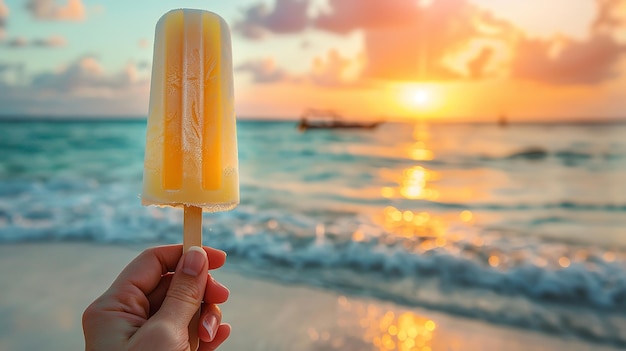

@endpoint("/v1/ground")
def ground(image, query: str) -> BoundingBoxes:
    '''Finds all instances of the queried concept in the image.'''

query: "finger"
[204,276,230,304]
[199,324,231,351]
[151,246,208,329]
[203,246,228,270]
[146,273,173,316]
[111,245,226,296]
[198,304,222,342]
[147,272,229,316]
[146,271,229,318]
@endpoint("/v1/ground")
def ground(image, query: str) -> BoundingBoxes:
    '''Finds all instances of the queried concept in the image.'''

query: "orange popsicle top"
[142,9,239,212]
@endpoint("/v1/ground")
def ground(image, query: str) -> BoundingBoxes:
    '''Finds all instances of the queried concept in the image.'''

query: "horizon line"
[0,114,625,125]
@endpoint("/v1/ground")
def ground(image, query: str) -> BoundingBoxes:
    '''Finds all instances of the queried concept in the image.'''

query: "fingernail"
[203,313,219,342]
[182,246,206,276]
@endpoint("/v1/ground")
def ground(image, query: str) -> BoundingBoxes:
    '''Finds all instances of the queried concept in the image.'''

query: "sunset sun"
[412,89,431,107]
[398,85,439,115]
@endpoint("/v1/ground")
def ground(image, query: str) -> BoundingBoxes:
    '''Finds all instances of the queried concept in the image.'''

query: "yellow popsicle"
[142,9,239,212]
[141,9,238,350]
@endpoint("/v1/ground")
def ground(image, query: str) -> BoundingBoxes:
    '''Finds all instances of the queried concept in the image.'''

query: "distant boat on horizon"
[498,113,508,127]
[297,108,383,131]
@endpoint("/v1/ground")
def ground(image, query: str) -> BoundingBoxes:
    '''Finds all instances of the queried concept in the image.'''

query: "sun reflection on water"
[380,165,440,201]
[380,124,440,201]
[379,206,453,240]
[401,166,440,200]
[372,124,502,261]
[366,123,617,275]
[409,124,434,160]
[409,141,435,161]
[345,297,437,351]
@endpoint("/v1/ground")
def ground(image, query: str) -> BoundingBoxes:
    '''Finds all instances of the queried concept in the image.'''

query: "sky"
[0,0,625,122]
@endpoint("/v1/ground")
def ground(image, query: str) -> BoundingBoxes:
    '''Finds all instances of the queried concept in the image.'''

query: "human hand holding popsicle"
[84,8,238,351]
[82,245,231,351]
[140,8,239,350]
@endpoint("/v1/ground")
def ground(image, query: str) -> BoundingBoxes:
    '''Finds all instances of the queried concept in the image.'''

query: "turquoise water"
[1,119,625,345]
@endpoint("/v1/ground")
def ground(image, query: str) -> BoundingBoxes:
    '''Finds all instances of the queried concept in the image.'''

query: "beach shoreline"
[0,242,621,351]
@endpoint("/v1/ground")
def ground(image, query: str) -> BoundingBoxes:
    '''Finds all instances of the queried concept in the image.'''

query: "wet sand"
[0,243,620,351]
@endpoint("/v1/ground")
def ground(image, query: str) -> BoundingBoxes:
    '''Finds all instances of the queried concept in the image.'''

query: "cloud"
[0,55,149,116]
[7,36,26,47]
[511,34,626,85]
[237,0,512,81]
[234,0,422,38]
[314,0,420,34]
[0,0,6,17]
[4,35,67,47]
[467,47,494,79]
[33,35,66,47]
[236,58,292,83]
[358,0,508,81]
[592,0,626,33]
[31,55,142,94]
[235,0,309,39]
[309,49,362,87]
[25,0,85,21]
[236,0,626,86]
[510,0,626,85]
[236,50,365,88]
[0,0,8,39]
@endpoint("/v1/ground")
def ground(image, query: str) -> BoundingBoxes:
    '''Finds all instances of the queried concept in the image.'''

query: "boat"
[297,109,383,131]
[498,113,508,127]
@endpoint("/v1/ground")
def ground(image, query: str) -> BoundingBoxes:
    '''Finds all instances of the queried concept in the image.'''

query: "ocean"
[1,119,625,346]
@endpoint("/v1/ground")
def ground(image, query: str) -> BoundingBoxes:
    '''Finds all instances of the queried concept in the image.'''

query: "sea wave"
[1,179,626,344]
[2,120,626,345]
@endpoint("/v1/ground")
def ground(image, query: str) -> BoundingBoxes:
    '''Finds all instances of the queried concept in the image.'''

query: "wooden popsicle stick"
[183,205,203,351]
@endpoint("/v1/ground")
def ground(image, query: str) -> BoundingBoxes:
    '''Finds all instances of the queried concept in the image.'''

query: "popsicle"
[141,8,238,349]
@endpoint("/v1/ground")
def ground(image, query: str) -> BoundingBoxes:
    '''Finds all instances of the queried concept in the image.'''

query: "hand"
[83,245,231,351]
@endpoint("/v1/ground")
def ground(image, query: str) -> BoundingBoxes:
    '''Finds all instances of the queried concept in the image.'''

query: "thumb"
[153,246,208,329]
